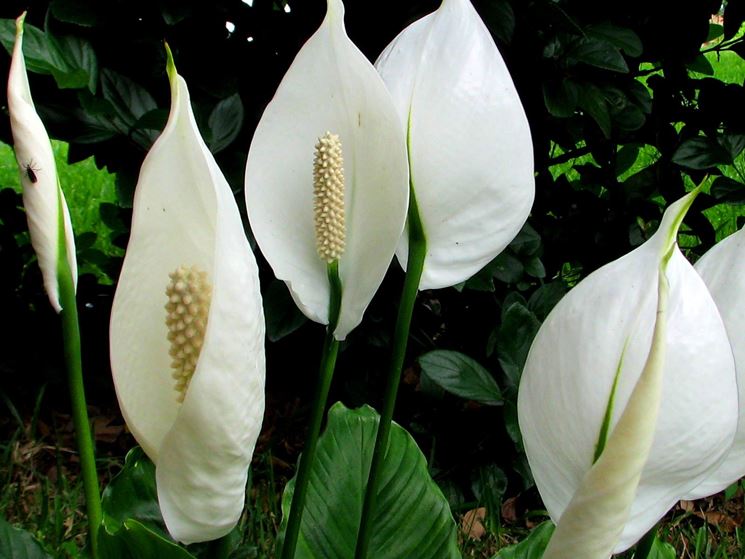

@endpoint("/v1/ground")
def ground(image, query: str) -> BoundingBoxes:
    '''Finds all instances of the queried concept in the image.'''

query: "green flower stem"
[280,261,342,559]
[633,525,658,559]
[56,193,102,559]
[354,187,427,559]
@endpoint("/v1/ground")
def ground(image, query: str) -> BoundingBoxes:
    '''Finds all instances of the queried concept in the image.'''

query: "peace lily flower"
[684,225,745,500]
[8,12,76,312]
[375,0,534,290]
[109,49,265,544]
[518,191,738,555]
[245,0,409,340]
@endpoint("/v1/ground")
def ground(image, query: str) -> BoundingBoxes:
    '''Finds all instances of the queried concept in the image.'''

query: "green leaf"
[47,33,98,92]
[418,350,503,406]
[50,0,98,27]
[497,302,541,388]
[491,252,525,284]
[492,521,554,559]
[509,222,541,256]
[527,281,566,321]
[646,536,676,559]
[671,137,733,169]
[471,464,507,503]
[278,403,460,559]
[0,517,53,559]
[586,23,643,57]
[482,0,515,44]
[524,257,545,279]
[711,176,745,203]
[207,94,244,154]
[568,37,629,73]
[99,518,197,559]
[687,53,714,75]
[542,79,579,118]
[101,447,165,535]
[101,68,158,147]
[720,133,745,160]
[0,19,57,75]
[615,143,641,176]
[263,279,308,341]
[706,23,725,42]
[503,400,522,446]
[578,84,612,138]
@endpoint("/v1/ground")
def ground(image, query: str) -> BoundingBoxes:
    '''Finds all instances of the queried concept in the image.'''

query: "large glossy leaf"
[278,403,460,559]
[207,93,244,154]
[497,302,541,388]
[0,517,53,559]
[101,447,165,535]
[671,137,732,169]
[419,350,502,406]
[98,519,197,559]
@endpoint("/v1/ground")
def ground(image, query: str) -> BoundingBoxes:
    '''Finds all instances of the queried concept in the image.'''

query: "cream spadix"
[518,191,737,554]
[375,0,534,290]
[684,225,745,500]
[313,131,346,264]
[8,12,77,312]
[245,0,409,340]
[109,49,265,544]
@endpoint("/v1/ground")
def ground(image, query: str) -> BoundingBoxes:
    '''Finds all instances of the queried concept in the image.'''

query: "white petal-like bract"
[685,226,745,499]
[518,192,737,554]
[245,0,409,340]
[8,13,76,312]
[110,52,265,544]
[376,0,535,290]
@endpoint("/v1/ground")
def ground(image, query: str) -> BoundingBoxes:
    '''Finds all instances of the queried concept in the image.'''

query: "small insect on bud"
[24,161,39,184]
[313,131,346,263]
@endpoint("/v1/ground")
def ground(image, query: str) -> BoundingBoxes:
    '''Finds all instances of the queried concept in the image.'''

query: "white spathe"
[109,52,265,544]
[375,0,534,290]
[245,0,409,340]
[684,226,745,500]
[518,191,738,555]
[8,12,77,312]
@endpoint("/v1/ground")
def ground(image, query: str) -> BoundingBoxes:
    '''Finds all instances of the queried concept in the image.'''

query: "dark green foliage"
[0,0,743,550]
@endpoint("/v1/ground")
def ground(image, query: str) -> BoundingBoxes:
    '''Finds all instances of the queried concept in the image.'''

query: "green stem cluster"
[354,188,427,559]
[56,197,102,558]
[280,261,342,559]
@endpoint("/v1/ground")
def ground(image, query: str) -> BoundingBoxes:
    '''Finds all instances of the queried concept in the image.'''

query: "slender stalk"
[280,262,342,559]
[354,187,427,559]
[56,200,101,558]
[633,525,657,559]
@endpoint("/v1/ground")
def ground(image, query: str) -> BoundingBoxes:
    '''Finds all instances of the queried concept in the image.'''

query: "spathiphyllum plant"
[357,1,535,555]
[518,190,738,557]
[375,0,534,289]
[9,12,101,557]
[244,0,409,341]
[683,225,745,500]
[109,47,265,545]
[244,1,408,556]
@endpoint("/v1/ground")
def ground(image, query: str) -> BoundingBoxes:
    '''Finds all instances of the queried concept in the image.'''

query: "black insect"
[24,161,40,184]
